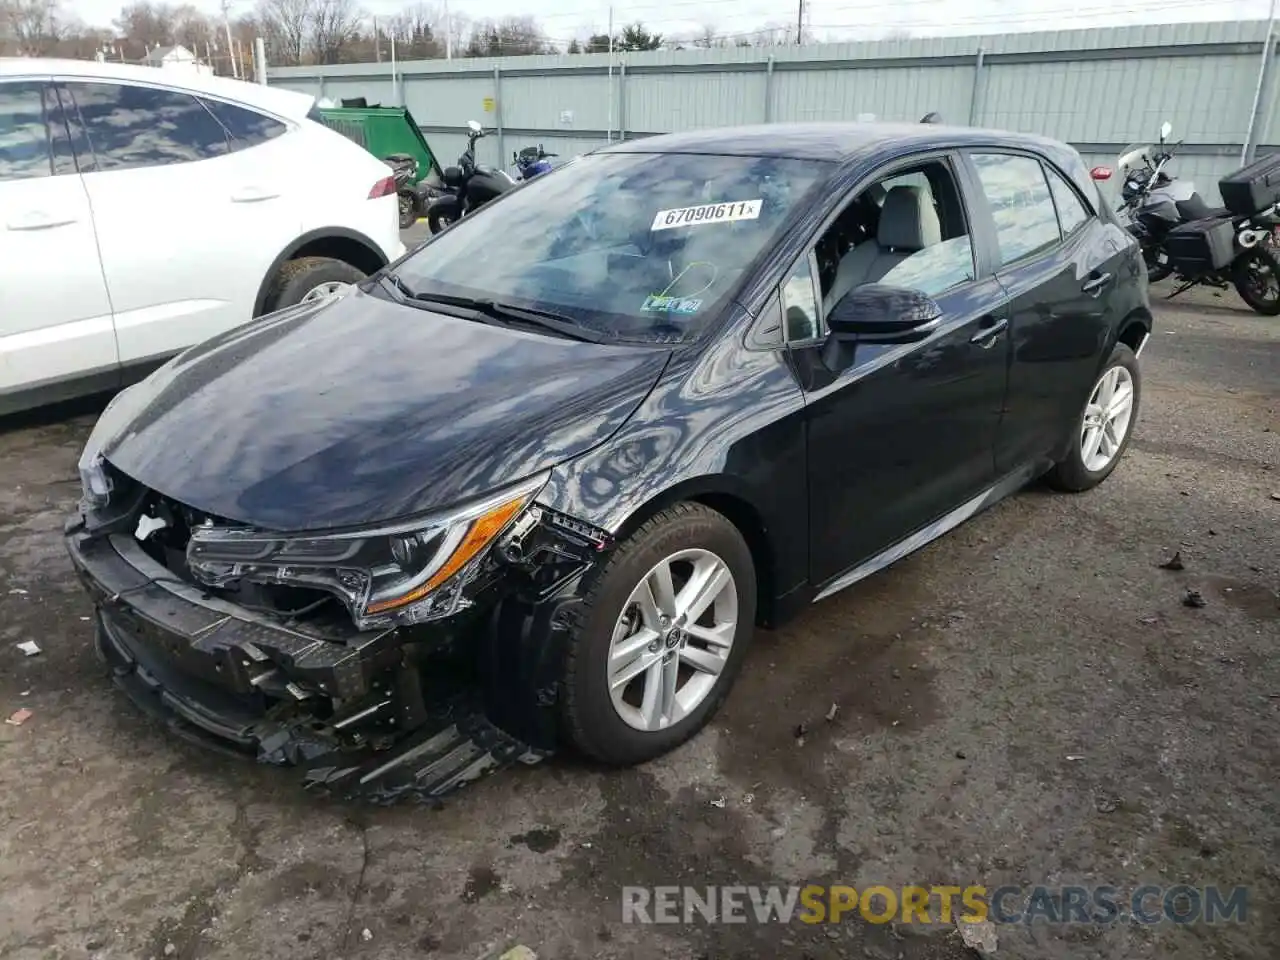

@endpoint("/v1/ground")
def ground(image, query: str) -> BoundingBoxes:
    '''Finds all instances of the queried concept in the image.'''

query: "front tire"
[1046,343,1141,492]
[265,257,366,312]
[398,191,418,229]
[1232,247,1280,315]
[560,503,756,765]
[427,210,454,234]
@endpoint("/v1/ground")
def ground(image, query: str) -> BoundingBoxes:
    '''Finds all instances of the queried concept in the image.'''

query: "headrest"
[877,185,942,251]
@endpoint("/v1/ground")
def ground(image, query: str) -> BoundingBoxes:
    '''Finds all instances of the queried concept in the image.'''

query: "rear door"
[60,79,302,368]
[961,150,1128,474]
[0,79,117,408]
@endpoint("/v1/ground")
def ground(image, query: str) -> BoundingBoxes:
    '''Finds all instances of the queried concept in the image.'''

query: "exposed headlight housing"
[186,472,548,629]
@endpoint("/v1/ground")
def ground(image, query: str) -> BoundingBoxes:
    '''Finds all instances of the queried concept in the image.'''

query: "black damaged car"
[66,122,1151,799]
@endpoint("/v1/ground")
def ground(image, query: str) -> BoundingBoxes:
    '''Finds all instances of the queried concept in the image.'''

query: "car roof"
[0,57,314,120]
[600,121,1068,163]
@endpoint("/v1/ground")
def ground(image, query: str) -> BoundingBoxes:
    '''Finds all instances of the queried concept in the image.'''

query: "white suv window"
[66,82,230,172]
[0,82,52,182]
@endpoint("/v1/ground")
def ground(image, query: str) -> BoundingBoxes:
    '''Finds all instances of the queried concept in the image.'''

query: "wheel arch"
[253,227,390,317]
[610,477,780,628]
[1116,307,1153,354]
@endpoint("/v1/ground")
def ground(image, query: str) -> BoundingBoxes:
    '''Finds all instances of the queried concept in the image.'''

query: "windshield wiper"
[405,290,610,343]
[378,272,417,300]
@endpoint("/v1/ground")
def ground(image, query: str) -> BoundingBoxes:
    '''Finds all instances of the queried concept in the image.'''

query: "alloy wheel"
[1080,365,1136,472]
[300,281,351,304]
[606,548,738,732]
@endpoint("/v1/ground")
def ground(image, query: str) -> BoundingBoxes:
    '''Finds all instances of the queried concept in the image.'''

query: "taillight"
[368,175,396,199]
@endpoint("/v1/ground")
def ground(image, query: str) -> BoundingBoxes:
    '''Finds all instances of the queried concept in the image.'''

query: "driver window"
[814,158,976,316]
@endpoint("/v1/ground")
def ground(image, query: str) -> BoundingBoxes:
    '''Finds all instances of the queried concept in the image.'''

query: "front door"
[796,153,1011,588]
[0,79,117,407]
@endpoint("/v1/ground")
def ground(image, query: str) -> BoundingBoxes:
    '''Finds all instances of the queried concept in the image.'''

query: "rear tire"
[265,257,366,313]
[398,192,417,229]
[1232,247,1280,315]
[1046,343,1141,492]
[559,503,756,766]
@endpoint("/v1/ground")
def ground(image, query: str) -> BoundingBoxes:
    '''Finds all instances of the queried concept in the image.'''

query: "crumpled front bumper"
[65,522,549,802]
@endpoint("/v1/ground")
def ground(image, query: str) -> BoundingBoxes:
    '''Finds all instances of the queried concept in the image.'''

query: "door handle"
[1081,272,1113,296]
[6,211,77,231]
[231,187,280,203]
[969,316,1008,348]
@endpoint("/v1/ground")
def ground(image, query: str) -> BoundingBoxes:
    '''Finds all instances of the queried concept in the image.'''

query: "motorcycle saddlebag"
[1164,215,1236,272]
[1219,153,1280,217]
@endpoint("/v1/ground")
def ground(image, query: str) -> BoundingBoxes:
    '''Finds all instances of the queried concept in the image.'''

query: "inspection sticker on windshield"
[642,295,702,315]
[651,200,762,231]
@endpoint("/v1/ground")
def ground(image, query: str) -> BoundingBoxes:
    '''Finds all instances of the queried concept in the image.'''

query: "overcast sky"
[71,0,1274,44]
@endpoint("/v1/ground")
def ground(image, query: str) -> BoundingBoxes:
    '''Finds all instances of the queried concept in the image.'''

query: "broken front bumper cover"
[66,523,548,802]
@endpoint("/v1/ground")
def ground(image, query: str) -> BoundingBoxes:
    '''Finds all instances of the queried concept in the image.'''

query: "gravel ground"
[0,290,1276,960]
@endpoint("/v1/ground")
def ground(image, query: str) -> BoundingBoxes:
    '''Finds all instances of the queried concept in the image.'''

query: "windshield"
[394,151,832,343]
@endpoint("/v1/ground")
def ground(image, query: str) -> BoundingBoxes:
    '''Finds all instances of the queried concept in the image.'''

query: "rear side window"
[971,152,1062,266]
[1044,166,1091,236]
[201,98,287,149]
[66,82,229,172]
[0,81,52,182]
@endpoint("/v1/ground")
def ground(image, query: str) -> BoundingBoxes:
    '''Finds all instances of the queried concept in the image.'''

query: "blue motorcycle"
[513,144,558,180]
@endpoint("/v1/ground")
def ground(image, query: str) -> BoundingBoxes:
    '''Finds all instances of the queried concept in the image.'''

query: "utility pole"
[220,0,239,78]
[373,15,381,62]
[1243,0,1279,163]
[795,0,804,44]
[606,6,615,143]
[444,0,452,59]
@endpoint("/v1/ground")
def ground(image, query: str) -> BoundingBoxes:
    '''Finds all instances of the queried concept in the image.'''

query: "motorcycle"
[384,153,424,229]
[513,143,558,180]
[424,120,517,235]
[1096,121,1280,315]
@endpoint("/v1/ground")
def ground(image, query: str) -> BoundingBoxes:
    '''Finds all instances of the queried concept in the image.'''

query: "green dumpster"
[313,103,443,185]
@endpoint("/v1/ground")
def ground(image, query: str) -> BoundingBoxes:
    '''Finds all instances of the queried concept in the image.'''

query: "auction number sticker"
[651,199,762,231]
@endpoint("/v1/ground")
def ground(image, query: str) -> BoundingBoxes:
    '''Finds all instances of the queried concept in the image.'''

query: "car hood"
[99,289,670,531]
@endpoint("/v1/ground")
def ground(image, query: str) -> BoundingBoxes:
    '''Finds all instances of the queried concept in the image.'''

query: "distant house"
[142,44,213,75]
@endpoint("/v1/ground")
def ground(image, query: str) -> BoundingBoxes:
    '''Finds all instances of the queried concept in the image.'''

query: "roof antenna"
[920,111,943,124]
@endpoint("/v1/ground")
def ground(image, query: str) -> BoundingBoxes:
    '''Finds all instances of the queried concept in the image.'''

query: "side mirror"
[827,284,942,343]
[442,165,463,187]
[467,119,483,134]
[1160,120,1172,143]
[1090,166,1113,181]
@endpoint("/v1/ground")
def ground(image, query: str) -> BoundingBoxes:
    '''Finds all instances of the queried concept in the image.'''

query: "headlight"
[186,472,547,629]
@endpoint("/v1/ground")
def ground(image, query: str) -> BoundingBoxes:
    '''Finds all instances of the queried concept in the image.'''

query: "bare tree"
[255,0,311,65]
[693,23,724,49]
[3,0,62,55]
[384,1,441,59]
[113,0,175,54]
[309,0,361,63]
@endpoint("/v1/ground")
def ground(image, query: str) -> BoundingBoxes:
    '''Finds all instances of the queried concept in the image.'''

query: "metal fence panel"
[272,19,1280,202]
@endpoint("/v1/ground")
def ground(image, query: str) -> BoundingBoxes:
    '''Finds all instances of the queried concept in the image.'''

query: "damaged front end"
[65,456,611,803]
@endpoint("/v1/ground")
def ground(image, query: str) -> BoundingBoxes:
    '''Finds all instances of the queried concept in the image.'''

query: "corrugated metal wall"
[271,20,1280,203]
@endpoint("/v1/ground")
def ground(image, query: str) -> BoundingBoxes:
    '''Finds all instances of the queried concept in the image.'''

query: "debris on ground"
[5,709,33,726]
[742,793,754,804]
[1271,492,1280,501]
[710,796,726,808]
[824,703,839,722]
[955,750,967,759]
[360,928,373,942]
[1067,754,1085,761]
[163,942,176,956]
[1138,615,1159,625]
[7,588,27,596]
[957,917,998,955]
[1183,589,1208,609]
[794,722,807,746]
[1095,795,1120,814]
[498,946,538,960]
[16,641,40,656]
[1159,550,1185,571]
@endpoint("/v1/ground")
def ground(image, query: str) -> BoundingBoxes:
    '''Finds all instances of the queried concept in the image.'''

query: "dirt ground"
[0,290,1277,960]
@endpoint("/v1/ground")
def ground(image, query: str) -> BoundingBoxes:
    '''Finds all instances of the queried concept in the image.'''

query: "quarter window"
[201,98,287,149]
[67,82,230,172]
[0,81,52,182]
[781,256,820,342]
[1045,166,1091,236]
[971,153,1062,265]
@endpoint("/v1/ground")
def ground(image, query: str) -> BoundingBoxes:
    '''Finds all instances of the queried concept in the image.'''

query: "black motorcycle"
[425,120,516,234]
[1101,122,1280,315]
[383,153,423,230]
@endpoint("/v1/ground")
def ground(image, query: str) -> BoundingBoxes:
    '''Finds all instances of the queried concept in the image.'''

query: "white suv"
[0,58,406,415]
